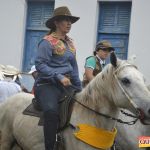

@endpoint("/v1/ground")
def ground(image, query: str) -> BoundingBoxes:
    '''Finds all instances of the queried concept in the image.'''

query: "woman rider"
[34,6,82,150]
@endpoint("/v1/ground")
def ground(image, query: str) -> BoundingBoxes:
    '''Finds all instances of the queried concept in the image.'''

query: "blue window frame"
[97,2,132,60]
[23,1,54,72]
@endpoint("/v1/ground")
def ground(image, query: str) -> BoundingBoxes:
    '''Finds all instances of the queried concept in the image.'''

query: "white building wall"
[0,0,27,69]
[0,0,150,83]
[128,0,150,84]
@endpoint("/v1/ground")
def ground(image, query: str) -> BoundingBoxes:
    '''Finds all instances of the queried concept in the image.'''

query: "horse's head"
[109,52,150,124]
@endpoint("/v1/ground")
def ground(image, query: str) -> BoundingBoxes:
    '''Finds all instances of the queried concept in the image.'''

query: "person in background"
[34,6,81,150]
[83,40,114,87]
[0,65,22,102]
[28,65,38,94]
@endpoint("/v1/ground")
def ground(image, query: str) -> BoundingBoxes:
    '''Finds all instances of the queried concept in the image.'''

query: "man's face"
[96,49,111,60]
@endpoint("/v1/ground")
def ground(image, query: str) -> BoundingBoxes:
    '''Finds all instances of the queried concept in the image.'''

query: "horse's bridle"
[113,64,140,113]
[74,63,146,125]
[113,63,148,124]
[74,98,139,125]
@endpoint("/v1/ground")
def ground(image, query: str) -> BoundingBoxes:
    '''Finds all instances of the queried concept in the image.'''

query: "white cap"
[28,65,36,74]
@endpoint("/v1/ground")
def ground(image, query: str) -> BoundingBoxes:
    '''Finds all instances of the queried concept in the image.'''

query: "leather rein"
[72,63,143,125]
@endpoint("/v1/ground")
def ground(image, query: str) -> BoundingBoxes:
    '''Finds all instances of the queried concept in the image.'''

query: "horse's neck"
[71,98,119,131]
[71,67,119,131]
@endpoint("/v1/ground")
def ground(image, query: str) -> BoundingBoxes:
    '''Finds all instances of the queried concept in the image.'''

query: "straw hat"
[0,64,5,71]
[0,64,5,80]
[2,65,21,81]
[0,71,4,80]
[3,65,20,75]
[46,6,80,29]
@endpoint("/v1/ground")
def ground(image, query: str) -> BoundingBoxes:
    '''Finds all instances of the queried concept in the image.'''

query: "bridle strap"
[73,98,138,125]
[113,63,140,117]
[62,63,140,125]
[113,74,139,113]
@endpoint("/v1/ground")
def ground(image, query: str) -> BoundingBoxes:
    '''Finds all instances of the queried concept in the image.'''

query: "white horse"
[116,85,150,150]
[116,111,150,150]
[1,53,150,150]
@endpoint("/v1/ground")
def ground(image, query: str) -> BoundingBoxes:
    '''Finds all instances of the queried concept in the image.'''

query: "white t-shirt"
[0,80,22,102]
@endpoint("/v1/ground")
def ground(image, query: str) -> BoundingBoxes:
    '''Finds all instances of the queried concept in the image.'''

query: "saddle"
[23,89,76,131]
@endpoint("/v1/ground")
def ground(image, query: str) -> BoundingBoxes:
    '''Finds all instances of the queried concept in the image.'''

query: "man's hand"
[60,77,71,86]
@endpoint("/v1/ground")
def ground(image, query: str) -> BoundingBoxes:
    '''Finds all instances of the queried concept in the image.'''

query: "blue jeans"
[34,82,77,150]
[34,82,63,113]
[34,83,64,150]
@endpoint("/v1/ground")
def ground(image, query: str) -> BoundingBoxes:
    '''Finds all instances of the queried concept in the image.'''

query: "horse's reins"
[68,63,142,125]
[21,65,142,125]
[74,98,138,125]
[64,92,138,125]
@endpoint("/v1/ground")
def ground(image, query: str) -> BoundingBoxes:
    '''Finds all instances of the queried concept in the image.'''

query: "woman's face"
[55,17,72,34]
[96,49,111,60]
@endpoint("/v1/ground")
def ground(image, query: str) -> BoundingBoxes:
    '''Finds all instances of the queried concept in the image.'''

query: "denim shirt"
[35,39,81,90]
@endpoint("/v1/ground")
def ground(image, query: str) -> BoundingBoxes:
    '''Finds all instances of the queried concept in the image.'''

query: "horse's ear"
[128,54,137,65]
[110,52,117,67]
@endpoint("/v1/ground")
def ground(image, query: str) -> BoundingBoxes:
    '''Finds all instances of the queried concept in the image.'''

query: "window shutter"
[27,3,42,27]
[43,4,54,26]
[99,3,131,34]
[27,2,54,28]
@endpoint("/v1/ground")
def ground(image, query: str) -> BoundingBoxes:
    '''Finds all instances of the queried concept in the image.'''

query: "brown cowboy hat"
[46,6,80,29]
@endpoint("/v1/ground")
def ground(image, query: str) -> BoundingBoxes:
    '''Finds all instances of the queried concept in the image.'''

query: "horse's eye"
[121,78,130,85]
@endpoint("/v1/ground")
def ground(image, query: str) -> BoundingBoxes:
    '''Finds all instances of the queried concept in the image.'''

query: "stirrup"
[111,142,117,150]
[54,133,65,150]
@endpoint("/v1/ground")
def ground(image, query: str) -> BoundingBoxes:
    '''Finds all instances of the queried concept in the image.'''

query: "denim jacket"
[35,39,81,90]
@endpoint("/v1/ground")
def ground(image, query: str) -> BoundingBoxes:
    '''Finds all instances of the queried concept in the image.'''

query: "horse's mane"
[76,59,132,108]
[76,63,114,107]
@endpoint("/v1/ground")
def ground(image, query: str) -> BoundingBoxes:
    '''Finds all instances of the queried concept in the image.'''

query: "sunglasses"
[97,47,115,52]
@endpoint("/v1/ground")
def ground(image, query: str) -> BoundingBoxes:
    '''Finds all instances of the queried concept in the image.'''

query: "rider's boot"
[43,110,58,150]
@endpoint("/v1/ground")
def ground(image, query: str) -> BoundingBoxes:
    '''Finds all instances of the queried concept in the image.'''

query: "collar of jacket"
[43,32,76,55]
